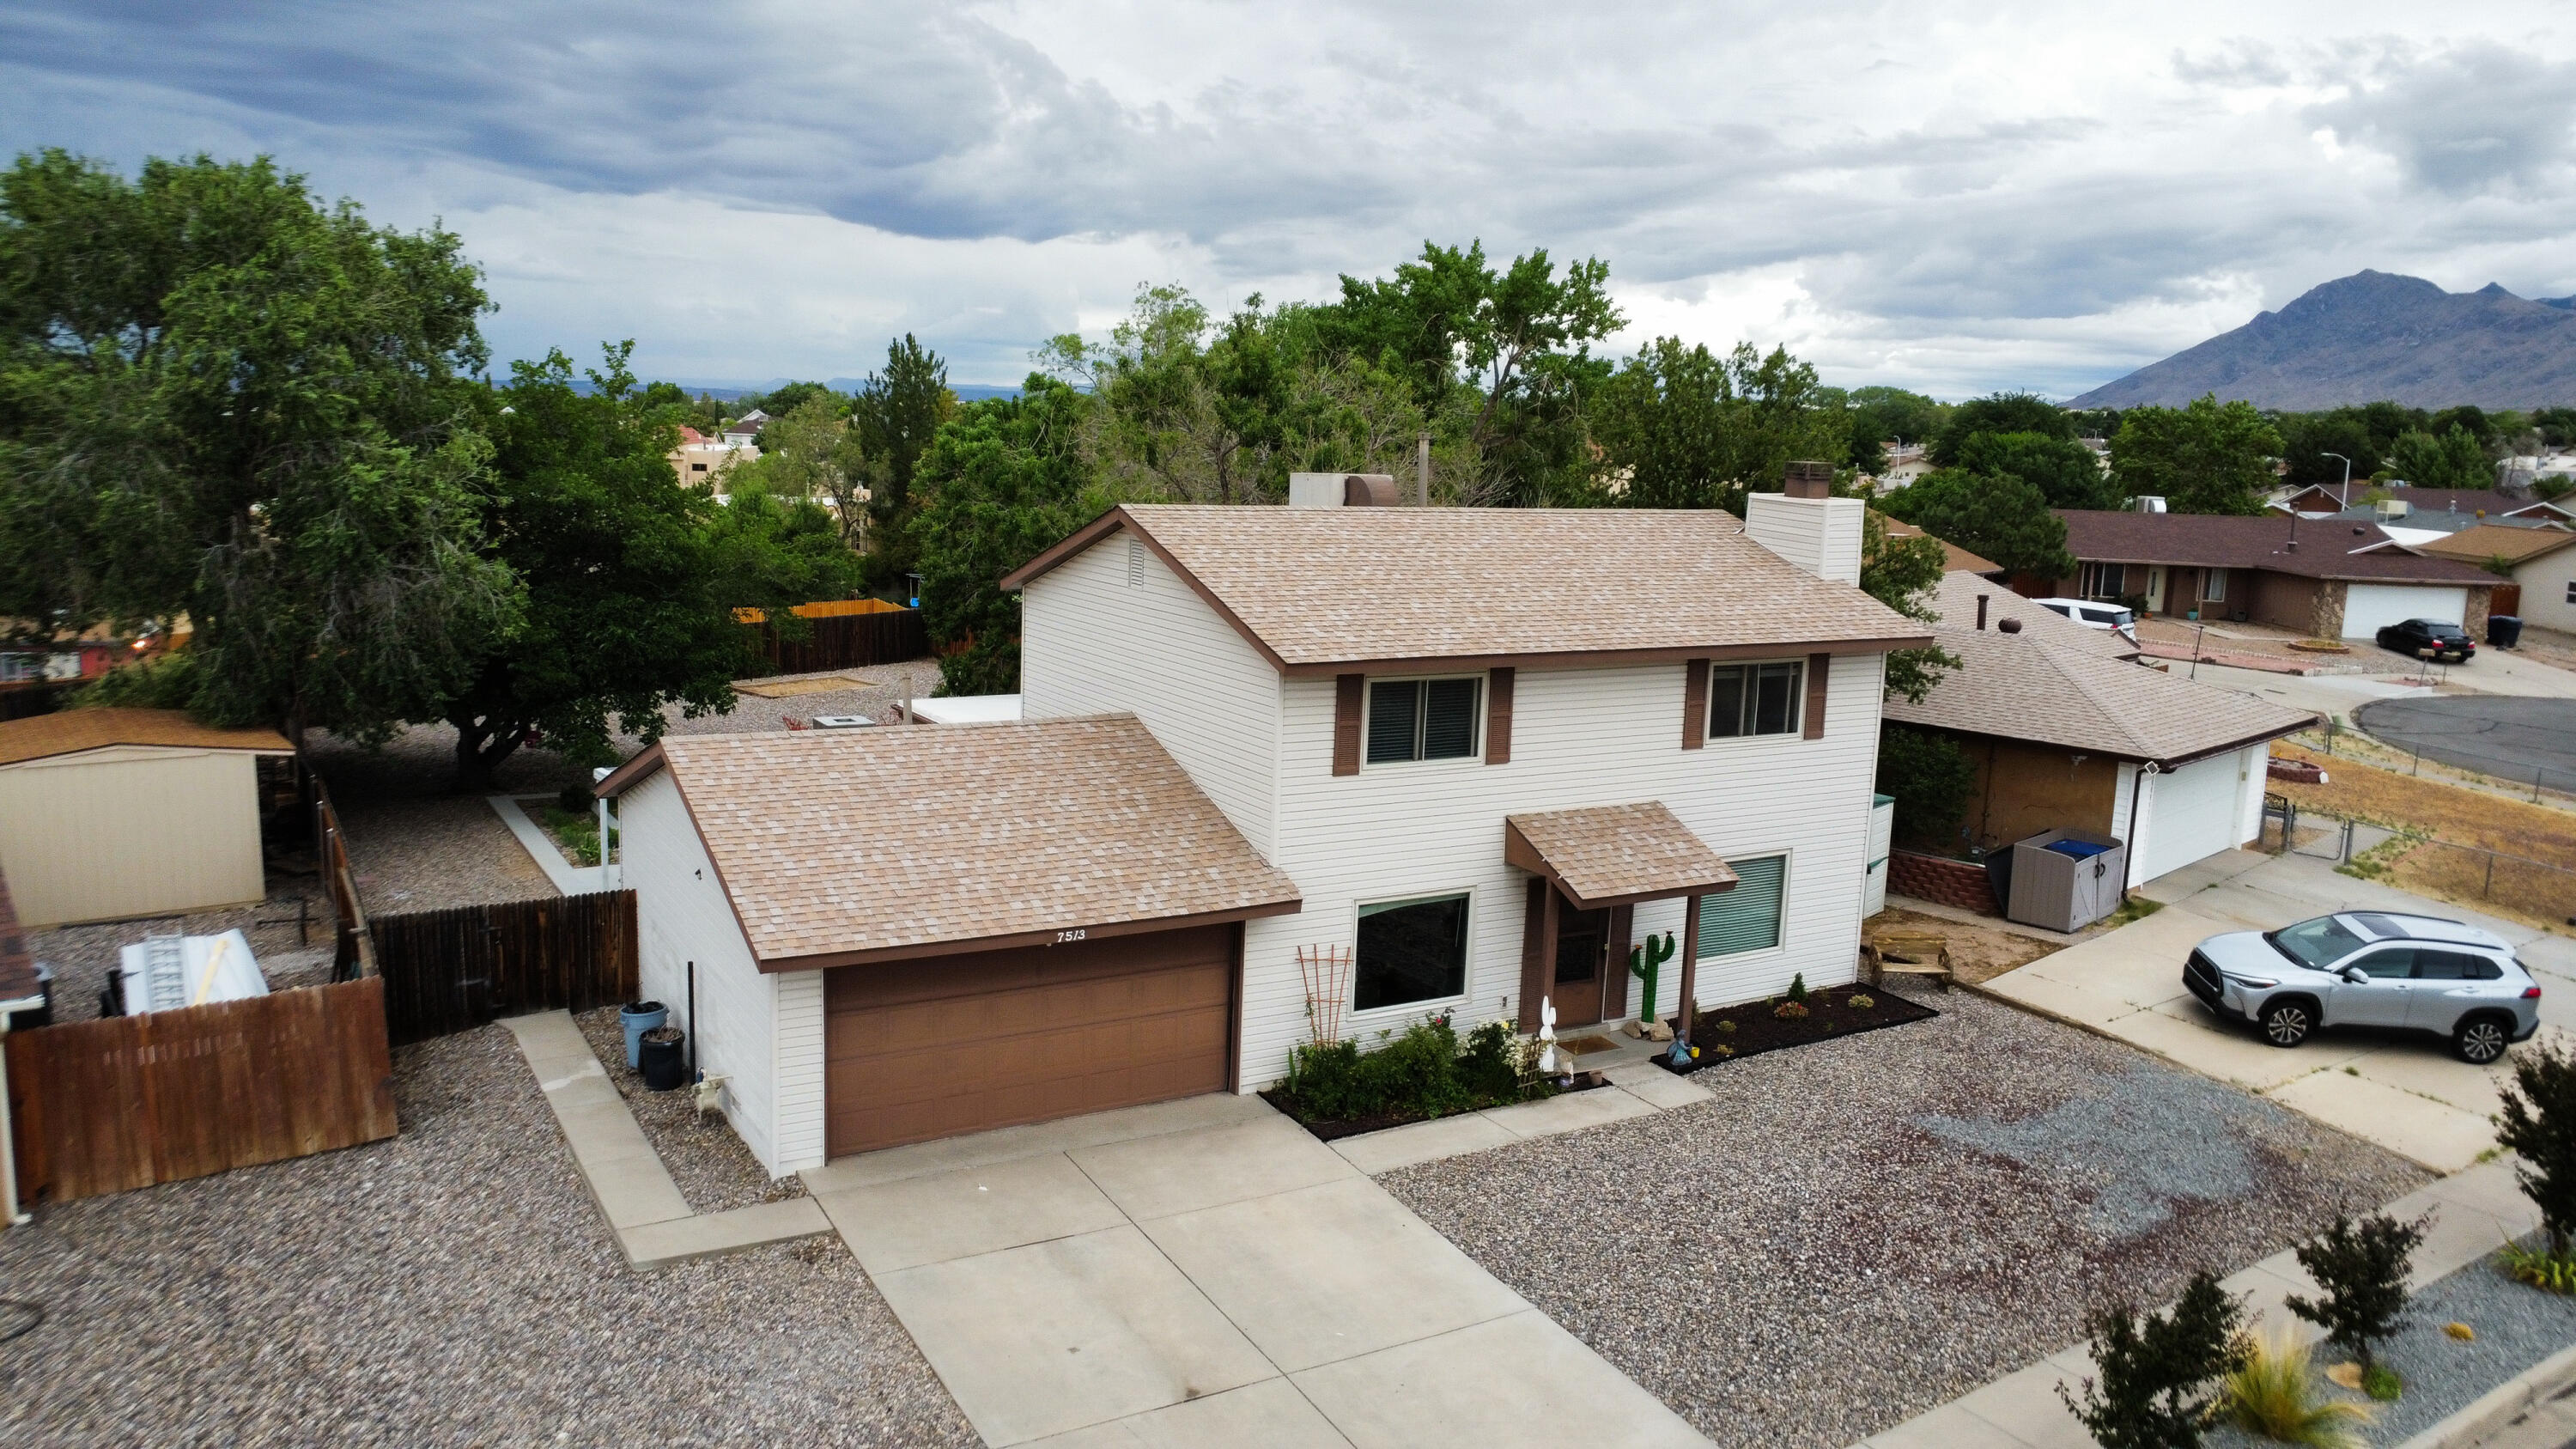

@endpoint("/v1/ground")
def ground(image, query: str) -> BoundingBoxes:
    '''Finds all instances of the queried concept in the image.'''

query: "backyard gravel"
[572,1006,805,1215]
[1379,987,2431,1449]
[27,885,338,1026]
[0,1022,975,1449]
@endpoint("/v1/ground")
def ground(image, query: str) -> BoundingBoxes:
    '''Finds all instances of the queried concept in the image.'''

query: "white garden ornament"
[1535,995,1558,1074]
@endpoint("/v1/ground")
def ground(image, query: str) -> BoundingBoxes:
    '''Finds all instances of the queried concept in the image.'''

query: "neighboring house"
[2320,500,2572,545]
[0,709,295,928]
[2272,482,2575,527]
[669,425,757,490]
[1877,514,2002,575]
[2043,510,2500,639]
[2417,525,2576,634]
[605,478,1931,1172]
[719,411,769,447]
[1886,574,2314,882]
[1867,442,1932,492]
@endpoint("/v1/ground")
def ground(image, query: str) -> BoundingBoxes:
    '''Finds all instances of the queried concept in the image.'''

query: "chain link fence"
[2262,792,2576,929]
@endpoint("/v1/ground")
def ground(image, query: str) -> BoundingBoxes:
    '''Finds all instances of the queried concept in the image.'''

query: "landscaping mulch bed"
[1261,1075,1580,1142]
[1380,986,2430,1449]
[1659,983,1939,1072]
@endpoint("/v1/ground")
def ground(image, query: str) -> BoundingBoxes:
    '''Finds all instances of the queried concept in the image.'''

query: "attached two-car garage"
[823,925,1239,1157]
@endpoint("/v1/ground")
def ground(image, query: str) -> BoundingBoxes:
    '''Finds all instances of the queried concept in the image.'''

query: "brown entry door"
[1552,906,1609,1028]
[823,925,1236,1158]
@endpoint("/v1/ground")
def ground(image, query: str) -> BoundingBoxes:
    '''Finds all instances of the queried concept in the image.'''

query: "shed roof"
[2056,511,2500,585]
[2415,524,2576,567]
[1885,587,2315,766]
[1503,802,1736,909]
[0,708,294,769]
[1003,504,1930,673]
[596,716,1301,971]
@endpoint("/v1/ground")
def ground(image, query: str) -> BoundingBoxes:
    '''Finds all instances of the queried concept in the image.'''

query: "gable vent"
[1127,537,1146,588]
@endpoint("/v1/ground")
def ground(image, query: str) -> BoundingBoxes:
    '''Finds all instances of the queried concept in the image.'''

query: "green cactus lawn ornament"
[1629,931,1675,1031]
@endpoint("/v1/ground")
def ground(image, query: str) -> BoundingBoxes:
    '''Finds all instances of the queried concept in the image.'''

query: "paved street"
[2356,695,2576,783]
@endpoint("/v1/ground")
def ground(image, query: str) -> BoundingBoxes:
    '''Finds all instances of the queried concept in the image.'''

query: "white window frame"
[1347,886,1477,1019]
[1704,659,1804,741]
[1694,849,1792,963]
[2201,568,2227,602]
[1361,673,1484,769]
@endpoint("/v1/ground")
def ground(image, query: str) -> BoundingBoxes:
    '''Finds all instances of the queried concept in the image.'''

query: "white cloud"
[1,0,2571,396]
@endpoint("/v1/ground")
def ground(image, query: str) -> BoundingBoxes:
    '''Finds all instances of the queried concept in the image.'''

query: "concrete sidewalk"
[1856,1160,2544,1448]
[804,1093,1709,1449]
[1978,848,2573,1172]
[486,795,606,896]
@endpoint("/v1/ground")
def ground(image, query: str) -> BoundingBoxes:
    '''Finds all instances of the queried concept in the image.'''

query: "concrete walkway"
[1855,1160,2545,1447]
[1978,847,2574,1172]
[501,1012,829,1269]
[486,795,607,896]
[801,1093,1709,1448]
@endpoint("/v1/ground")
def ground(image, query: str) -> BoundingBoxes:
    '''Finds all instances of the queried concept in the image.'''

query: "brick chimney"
[1744,460,1863,585]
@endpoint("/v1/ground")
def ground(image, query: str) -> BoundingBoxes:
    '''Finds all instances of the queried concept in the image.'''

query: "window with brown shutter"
[1802,653,1828,740]
[1682,660,1708,750]
[1333,674,1363,776]
[1485,667,1514,764]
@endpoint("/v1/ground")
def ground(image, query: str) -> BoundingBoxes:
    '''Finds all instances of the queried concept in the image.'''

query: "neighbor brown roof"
[1885,592,2315,766]
[1003,505,1931,673]
[2415,523,2576,567]
[1877,514,2002,575]
[597,716,1301,970]
[2056,511,2500,585]
[1928,573,2136,660]
[0,871,38,1005]
[0,708,294,769]
[1504,802,1737,909]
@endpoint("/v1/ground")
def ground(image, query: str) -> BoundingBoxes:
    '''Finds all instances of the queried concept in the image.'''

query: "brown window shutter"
[1803,654,1829,740]
[1333,673,1364,776]
[1485,667,1515,764]
[1681,659,1708,750]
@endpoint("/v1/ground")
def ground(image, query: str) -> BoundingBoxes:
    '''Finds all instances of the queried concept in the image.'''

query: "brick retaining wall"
[1886,849,2000,915]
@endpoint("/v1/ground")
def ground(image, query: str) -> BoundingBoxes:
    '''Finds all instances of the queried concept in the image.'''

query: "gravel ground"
[571,1007,805,1215]
[1378,988,2431,1449]
[27,878,338,1026]
[0,1023,975,1449]
[2209,1242,2576,1446]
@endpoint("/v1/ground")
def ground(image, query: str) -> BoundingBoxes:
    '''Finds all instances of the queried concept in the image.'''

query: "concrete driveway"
[801,1093,1704,1449]
[1980,848,2574,1172]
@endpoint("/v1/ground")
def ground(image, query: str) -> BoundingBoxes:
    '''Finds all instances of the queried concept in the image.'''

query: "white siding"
[1743,494,1865,585]
[1240,652,1885,1089]
[774,970,826,1172]
[2133,747,2257,882]
[2513,550,2576,634]
[621,771,788,1176]
[0,747,270,928]
[1019,533,1282,856]
[2342,583,2466,637]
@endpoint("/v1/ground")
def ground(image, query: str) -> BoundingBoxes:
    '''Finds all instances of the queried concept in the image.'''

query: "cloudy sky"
[6,2,2574,399]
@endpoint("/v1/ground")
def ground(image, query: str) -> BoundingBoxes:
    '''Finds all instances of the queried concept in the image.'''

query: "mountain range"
[2066,271,2576,411]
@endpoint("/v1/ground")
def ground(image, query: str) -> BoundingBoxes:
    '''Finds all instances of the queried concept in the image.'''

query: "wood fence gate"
[5,977,398,1203]
[750,608,928,674]
[370,890,639,1046]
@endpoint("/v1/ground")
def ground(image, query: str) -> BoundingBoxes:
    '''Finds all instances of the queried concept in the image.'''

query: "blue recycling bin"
[619,1001,667,1069]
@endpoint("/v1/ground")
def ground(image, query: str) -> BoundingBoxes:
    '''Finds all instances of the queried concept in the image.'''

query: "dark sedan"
[2375,618,2476,662]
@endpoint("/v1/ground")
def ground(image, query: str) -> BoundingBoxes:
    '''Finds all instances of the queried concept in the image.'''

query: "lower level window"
[1354,893,1469,1010]
[1697,854,1786,957]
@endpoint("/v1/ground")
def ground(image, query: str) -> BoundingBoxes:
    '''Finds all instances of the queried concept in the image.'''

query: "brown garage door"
[823,924,1236,1157]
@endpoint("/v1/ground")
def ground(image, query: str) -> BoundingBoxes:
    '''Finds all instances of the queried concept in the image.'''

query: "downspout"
[2123,762,2159,899]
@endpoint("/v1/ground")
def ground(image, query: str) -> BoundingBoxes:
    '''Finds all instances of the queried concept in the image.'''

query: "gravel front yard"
[0,1023,974,1448]
[1379,988,2431,1449]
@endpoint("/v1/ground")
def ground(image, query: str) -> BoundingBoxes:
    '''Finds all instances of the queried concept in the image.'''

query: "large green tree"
[1844,385,1947,473]
[0,149,520,740]
[731,391,869,547]
[1954,429,2122,510]
[1929,391,2075,466]
[1880,468,2076,580]
[1859,511,1959,703]
[432,346,860,789]
[1588,338,1847,514]
[2109,395,2282,515]
[2385,425,2493,492]
[853,333,955,594]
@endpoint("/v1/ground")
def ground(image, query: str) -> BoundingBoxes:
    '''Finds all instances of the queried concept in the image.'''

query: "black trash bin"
[639,1025,687,1091]
[2489,614,2524,649]
[8,961,53,1030]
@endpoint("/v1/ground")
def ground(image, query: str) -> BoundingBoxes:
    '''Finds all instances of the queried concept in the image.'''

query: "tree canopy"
[1953,429,2122,511]
[2385,425,2492,492]
[1880,468,2075,580]
[1587,338,1847,514]
[853,333,956,594]
[1929,391,2075,466]
[2109,395,2282,515]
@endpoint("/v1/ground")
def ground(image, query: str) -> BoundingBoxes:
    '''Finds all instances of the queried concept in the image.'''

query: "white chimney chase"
[1743,461,1863,585]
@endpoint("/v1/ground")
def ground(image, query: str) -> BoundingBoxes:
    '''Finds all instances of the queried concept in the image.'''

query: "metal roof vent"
[1343,474,1398,507]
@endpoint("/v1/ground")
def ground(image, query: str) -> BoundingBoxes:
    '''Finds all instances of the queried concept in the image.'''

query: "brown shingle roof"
[1878,514,2003,575]
[1504,802,1736,909]
[0,871,38,1005]
[1928,573,2136,660]
[2057,510,2500,585]
[600,716,1300,970]
[0,708,294,768]
[2416,523,2576,566]
[1005,505,1930,672]
[1885,593,2315,765]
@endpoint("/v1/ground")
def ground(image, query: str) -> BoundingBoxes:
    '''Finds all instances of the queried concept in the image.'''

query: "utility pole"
[2322,452,2352,508]
[1416,432,1431,507]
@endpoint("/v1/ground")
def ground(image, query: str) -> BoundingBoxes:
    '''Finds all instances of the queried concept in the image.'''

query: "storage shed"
[0,709,295,928]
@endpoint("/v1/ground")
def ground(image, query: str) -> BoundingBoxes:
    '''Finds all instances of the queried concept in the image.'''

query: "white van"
[2034,598,2140,644]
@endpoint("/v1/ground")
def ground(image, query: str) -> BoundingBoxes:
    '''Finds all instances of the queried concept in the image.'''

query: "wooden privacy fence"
[749,607,928,674]
[310,774,374,978]
[5,977,398,1204]
[371,890,638,1046]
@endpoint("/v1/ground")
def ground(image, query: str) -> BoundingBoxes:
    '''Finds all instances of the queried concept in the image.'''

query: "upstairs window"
[1707,661,1802,739]
[1367,677,1480,764]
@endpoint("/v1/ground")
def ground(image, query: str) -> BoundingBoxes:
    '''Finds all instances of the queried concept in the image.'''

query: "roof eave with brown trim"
[1272,633,1935,677]
[754,895,1303,973]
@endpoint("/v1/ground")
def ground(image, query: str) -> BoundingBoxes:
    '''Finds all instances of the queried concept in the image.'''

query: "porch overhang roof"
[1503,802,1737,910]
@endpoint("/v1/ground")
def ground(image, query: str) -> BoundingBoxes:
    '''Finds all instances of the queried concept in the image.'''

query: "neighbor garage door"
[2136,749,2251,882]
[2343,583,2467,639]
[823,925,1236,1157]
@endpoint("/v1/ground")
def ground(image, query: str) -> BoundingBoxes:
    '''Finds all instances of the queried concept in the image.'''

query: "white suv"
[2033,598,2140,645]
[2184,911,2542,1063]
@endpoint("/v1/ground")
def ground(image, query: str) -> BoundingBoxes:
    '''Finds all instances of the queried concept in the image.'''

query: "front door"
[1552,904,1608,1028]
[2145,566,2167,614]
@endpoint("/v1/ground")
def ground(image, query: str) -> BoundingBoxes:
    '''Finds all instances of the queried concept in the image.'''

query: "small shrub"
[1786,972,1809,1004]
[1716,1020,1736,1034]
[2285,1212,2427,1369]
[1281,1015,1544,1124]
[2499,1239,2576,1294]
[2361,1363,2401,1402]
[1773,1001,1808,1020]
[2496,1039,2576,1258]
[2221,1325,2372,1448]
[2058,1272,2245,1449]
[1848,993,1875,1010]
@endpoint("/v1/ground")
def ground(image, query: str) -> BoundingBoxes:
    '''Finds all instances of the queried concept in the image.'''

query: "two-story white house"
[602,478,1929,1175]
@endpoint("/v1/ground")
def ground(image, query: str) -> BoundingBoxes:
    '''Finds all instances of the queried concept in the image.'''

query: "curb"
[2397,1340,2576,1449]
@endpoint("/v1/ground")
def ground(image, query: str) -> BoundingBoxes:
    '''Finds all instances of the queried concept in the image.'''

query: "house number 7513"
[1055,928,1087,944]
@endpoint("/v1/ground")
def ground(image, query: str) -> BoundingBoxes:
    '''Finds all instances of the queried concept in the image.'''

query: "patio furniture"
[1861,931,1954,991]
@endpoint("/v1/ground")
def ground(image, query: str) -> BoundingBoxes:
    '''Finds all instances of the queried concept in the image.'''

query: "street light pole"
[2322,452,2352,508]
